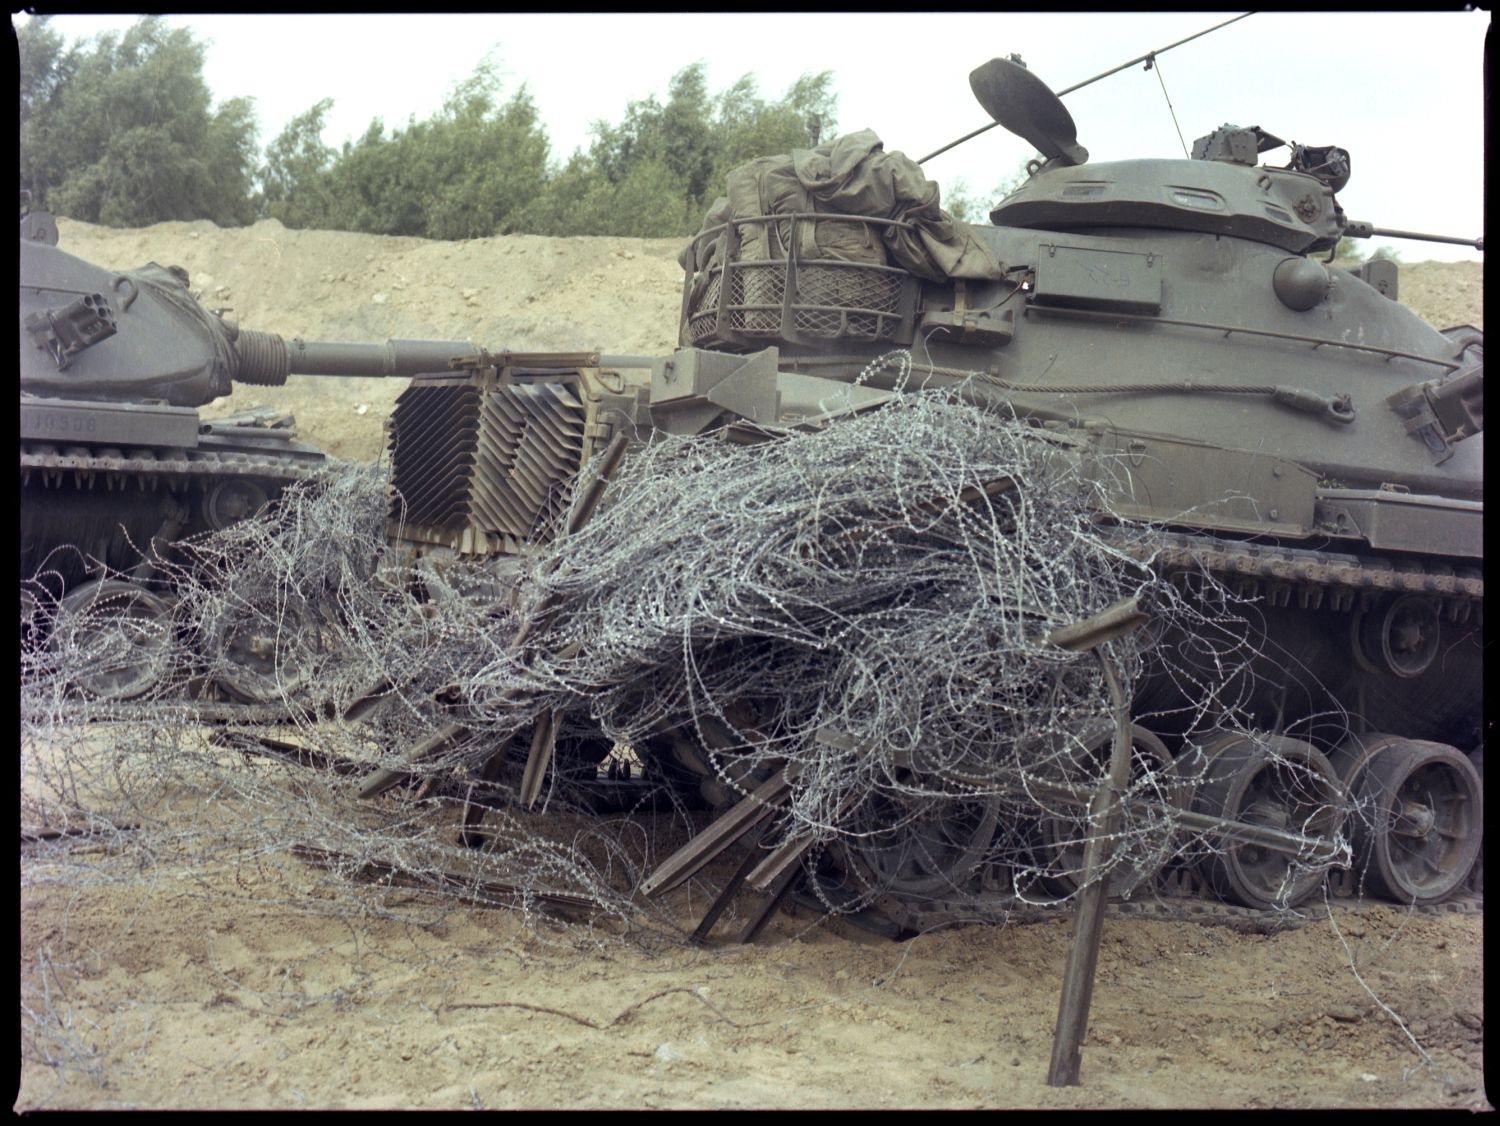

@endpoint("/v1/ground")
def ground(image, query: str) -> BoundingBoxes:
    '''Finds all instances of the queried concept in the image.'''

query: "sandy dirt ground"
[18,219,1486,1111]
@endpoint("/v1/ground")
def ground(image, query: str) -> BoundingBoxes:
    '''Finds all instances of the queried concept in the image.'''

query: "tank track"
[20,440,323,490]
[22,428,334,707]
[20,428,327,585]
[44,516,1480,703]
[1130,530,1483,613]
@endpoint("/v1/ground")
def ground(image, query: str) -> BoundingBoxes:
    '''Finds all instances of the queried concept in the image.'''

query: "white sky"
[15,10,1489,261]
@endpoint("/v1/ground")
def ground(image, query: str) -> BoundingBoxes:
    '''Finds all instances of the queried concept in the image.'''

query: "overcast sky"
[16,11,1488,261]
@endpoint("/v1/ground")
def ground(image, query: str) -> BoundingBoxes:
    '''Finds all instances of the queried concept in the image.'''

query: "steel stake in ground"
[1044,596,1147,1087]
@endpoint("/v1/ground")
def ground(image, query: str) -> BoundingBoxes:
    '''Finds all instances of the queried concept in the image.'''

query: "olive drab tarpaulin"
[681,129,1003,283]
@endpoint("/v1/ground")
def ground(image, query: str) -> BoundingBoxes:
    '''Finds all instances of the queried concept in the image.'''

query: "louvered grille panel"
[470,415,520,537]
[475,381,586,542]
[387,372,591,554]
[492,393,552,520]
[475,394,535,537]
[387,383,481,532]
[529,383,587,534]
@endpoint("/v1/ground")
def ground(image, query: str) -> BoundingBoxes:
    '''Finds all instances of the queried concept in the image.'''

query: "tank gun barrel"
[1342,221,1483,251]
[229,331,660,388]
[282,337,482,376]
[230,330,482,387]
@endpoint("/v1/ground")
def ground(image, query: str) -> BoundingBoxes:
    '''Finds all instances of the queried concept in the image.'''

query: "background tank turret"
[19,212,482,700]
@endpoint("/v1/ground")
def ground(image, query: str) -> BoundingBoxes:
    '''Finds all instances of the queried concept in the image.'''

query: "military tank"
[19,210,483,702]
[375,55,1482,923]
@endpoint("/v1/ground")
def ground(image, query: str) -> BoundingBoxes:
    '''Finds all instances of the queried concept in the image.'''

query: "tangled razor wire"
[23,370,1354,935]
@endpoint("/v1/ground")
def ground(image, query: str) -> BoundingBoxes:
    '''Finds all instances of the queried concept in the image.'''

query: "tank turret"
[20,234,479,409]
[973,59,1349,254]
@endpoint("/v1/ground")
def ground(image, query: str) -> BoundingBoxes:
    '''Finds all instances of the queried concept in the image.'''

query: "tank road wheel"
[1032,724,1182,899]
[1192,734,1344,909]
[844,772,1001,900]
[1345,741,1481,906]
[49,580,174,701]
[208,594,323,703]
[202,478,271,532]
[1327,732,1406,793]
[1351,595,1441,679]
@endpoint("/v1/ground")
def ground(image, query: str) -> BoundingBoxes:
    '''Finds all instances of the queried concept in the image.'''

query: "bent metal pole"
[1045,652,1135,1087]
[1042,596,1147,1087]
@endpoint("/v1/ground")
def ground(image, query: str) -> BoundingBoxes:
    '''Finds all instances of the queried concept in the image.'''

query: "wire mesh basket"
[681,214,918,349]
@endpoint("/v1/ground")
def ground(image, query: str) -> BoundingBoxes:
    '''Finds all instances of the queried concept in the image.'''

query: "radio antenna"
[917,12,1254,165]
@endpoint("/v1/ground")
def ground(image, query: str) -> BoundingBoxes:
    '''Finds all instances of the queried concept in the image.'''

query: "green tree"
[942,162,1031,225]
[258,97,338,228]
[943,178,985,224]
[503,152,608,236]
[520,63,837,238]
[1333,236,1364,262]
[321,119,424,236]
[269,61,550,239]
[415,66,550,240]
[590,64,715,205]
[709,71,835,190]
[18,17,259,227]
[18,15,68,139]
